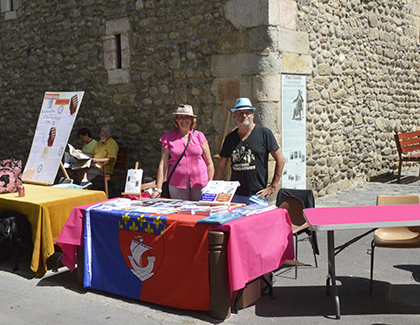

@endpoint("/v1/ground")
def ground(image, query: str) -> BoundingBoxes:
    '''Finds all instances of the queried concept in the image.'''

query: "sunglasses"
[177,115,192,120]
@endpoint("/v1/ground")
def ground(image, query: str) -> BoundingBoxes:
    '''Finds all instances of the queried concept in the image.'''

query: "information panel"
[22,92,84,185]
[281,74,306,189]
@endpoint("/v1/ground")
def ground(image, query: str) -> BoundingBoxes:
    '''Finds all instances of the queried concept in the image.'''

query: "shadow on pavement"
[255,276,420,318]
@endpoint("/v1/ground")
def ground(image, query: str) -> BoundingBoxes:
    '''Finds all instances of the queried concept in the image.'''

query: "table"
[303,204,420,319]
[57,201,294,318]
[0,184,107,276]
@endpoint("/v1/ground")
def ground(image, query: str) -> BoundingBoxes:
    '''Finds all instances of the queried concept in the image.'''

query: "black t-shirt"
[220,124,279,196]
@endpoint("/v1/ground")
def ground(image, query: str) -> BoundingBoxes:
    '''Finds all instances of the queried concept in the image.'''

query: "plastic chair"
[370,194,420,295]
[276,189,319,278]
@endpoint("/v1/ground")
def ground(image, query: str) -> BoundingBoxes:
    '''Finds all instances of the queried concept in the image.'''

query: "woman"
[77,127,97,154]
[151,104,214,201]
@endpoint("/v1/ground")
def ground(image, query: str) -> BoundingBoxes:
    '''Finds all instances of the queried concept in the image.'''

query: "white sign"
[281,74,306,189]
[124,169,143,194]
[22,92,84,185]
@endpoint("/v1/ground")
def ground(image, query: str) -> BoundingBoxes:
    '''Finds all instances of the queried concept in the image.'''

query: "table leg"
[327,230,340,319]
[208,231,231,320]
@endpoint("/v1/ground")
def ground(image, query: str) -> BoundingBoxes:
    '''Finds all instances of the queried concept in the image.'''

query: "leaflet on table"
[199,180,240,205]
[68,143,91,159]
[232,204,278,216]
[196,211,244,224]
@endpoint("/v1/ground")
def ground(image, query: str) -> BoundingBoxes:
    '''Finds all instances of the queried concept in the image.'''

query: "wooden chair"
[394,131,420,183]
[370,194,420,295]
[98,147,129,198]
[276,189,319,278]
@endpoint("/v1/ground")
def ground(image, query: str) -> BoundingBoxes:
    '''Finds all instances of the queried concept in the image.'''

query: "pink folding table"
[303,204,420,319]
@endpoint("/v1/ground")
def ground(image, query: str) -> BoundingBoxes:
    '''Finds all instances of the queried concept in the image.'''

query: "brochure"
[199,180,240,205]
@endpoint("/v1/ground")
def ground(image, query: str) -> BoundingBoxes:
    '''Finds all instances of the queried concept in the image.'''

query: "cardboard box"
[231,278,261,309]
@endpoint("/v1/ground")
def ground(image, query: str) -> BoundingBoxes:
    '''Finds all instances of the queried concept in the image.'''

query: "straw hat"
[173,104,196,117]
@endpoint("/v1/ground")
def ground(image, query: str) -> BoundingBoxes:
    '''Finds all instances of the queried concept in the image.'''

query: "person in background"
[214,97,286,204]
[79,125,119,182]
[76,127,97,154]
[151,104,214,201]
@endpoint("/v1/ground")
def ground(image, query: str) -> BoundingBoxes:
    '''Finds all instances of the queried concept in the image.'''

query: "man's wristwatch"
[153,188,162,193]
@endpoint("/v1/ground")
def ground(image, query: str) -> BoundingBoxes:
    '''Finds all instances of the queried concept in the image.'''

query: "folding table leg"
[327,230,341,319]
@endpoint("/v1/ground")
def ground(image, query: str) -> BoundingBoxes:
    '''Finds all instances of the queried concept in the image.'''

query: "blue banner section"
[84,207,167,299]
[119,212,166,235]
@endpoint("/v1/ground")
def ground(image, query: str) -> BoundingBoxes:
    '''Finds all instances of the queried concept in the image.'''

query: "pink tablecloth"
[214,208,294,292]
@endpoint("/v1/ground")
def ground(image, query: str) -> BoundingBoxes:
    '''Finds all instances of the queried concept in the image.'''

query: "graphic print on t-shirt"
[231,144,256,171]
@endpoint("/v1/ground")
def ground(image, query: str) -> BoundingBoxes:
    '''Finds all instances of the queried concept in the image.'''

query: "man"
[78,125,119,183]
[214,98,286,204]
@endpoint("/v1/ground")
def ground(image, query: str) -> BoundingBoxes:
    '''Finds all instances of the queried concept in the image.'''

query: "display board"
[22,92,84,185]
[281,74,306,189]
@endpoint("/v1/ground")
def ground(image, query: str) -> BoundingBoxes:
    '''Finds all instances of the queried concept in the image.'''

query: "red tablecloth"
[57,203,294,308]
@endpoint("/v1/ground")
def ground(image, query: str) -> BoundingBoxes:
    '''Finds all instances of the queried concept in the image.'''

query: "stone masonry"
[0,0,420,197]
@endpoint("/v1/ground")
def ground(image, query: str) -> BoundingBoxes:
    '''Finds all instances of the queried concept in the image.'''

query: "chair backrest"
[113,147,129,175]
[278,197,306,227]
[376,194,420,206]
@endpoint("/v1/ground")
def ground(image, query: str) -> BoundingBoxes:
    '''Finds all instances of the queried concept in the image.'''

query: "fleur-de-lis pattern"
[119,212,166,236]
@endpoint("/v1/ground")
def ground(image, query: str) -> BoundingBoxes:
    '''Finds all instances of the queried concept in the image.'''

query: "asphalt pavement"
[1,170,420,324]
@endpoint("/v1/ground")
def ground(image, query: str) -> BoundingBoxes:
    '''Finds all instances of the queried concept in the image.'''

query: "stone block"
[282,53,311,74]
[107,69,130,85]
[252,74,281,101]
[211,77,252,106]
[211,53,256,77]
[106,17,129,34]
[249,26,278,53]
[276,0,297,30]
[254,101,280,134]
[225,0,269,29]
[216,30,248,54]
[277,29,309,54]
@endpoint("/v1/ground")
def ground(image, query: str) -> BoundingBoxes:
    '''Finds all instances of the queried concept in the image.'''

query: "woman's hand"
[151,188,162,199]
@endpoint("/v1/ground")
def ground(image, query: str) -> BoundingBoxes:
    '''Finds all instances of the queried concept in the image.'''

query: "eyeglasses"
[234,110,254,116]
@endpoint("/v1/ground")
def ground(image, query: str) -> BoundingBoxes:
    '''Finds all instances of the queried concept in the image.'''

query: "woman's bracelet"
[153,188,162,193]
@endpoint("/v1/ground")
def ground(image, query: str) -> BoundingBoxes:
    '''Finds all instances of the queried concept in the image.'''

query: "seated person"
[77,125,119,183]
[77,127,97,154]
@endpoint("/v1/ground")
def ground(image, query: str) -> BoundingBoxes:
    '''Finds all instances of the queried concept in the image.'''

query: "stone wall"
[0,0,235,180]
[296,0,420,196]
[1,0,420,196]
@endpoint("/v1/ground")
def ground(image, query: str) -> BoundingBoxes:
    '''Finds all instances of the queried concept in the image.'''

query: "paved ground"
[1,170,420,324]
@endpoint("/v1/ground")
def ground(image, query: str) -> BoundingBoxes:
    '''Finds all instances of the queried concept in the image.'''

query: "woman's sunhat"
[231,98,256,112]
[173,104,196,117]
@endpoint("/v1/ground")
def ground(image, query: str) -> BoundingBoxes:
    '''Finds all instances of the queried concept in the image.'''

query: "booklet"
[68,143,91,160]
[199,180,240,205]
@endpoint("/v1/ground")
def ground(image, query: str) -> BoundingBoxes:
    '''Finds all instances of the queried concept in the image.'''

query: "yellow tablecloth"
[0,184,106,276]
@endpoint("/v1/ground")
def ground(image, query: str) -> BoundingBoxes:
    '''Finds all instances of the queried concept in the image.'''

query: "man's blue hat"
[231,98,256,113]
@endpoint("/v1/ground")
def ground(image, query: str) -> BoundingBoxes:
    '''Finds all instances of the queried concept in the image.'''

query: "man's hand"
[256,186,276,200]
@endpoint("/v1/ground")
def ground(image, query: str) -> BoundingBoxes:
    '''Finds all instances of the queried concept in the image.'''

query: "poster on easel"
[281,74,306,189]
[22,91,84,185]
